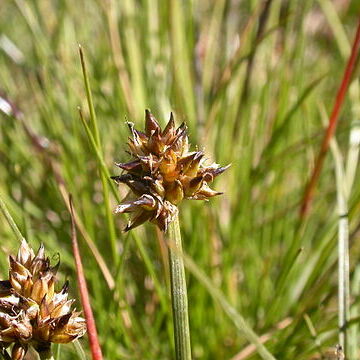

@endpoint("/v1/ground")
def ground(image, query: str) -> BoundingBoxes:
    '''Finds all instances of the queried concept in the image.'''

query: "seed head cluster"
[0,241,86,359]
[112,110,229,231]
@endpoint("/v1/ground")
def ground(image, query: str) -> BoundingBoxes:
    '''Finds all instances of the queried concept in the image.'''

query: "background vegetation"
[1,0,360,359]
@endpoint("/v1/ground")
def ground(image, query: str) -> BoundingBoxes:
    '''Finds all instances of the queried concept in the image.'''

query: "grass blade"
[181,250,277,360]
[328,117,350,352]
[69,195,104,360]
[0,193,25,243]
[79,45,118,263]
[73,339,87,360]
[300,19,360,218]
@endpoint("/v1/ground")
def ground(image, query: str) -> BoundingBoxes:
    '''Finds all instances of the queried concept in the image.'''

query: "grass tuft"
[0,1,360,359]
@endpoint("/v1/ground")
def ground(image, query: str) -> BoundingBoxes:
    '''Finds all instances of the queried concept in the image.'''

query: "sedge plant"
[112,110,229,360]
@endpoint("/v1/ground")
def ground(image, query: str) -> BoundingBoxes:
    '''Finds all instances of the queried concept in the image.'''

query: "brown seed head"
[113,110,229,231]
[0,241,86,359]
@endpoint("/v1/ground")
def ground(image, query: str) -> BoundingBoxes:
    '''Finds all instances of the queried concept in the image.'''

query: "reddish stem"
[300,18,360,218]
[69,196,104,360]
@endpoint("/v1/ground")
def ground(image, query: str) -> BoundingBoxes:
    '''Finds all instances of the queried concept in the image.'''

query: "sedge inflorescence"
[0,241,86,359]
[112,110,229,231]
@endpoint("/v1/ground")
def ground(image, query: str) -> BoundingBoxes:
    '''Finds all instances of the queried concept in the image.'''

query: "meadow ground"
[0,0,360,359]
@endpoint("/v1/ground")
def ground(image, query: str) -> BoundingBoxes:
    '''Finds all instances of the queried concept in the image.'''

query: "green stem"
[38,348,55,360]
[167,213,192,360]
[328,118,351,354]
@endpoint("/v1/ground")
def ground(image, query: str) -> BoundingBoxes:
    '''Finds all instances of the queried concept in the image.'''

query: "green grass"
[0,0,360,359]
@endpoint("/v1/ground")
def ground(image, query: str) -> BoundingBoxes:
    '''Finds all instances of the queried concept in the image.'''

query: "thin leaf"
[180,249,277,360]
[300,19,360,217]
[73,339,87,360]
[0,193,25,243]
[69,195,104,360]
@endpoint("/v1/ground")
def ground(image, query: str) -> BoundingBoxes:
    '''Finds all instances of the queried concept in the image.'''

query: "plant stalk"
[38,348,55,360]
[167,214,192,360]
[338,211,350,351]
[327,115,351,355]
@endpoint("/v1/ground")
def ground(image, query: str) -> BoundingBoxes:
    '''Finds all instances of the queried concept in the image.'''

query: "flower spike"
[0,241,86,359]
[113,110,229,231]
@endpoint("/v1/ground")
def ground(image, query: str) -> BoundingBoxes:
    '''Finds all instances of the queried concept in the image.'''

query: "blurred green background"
[1,0,360,359]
